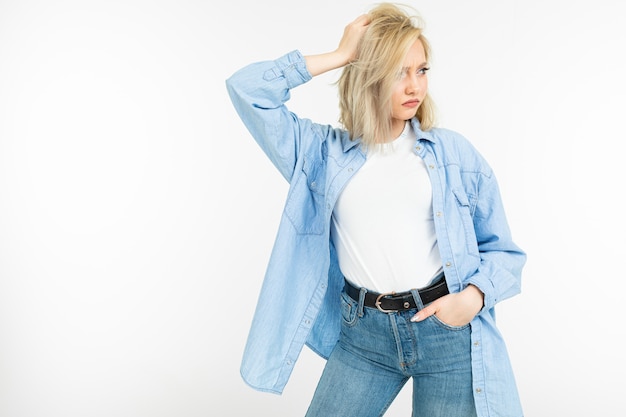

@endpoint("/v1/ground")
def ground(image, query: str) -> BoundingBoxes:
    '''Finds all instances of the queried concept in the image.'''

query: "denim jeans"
[305,287,477,417]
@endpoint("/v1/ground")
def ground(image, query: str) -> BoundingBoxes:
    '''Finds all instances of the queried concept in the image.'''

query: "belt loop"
[410,288,426,311]
[357,288,366,317]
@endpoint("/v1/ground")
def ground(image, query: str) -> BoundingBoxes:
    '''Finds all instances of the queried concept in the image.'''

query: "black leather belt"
[344,276,449,313]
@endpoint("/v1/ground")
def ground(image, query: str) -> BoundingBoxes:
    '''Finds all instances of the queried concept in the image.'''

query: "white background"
[1,0,624,415]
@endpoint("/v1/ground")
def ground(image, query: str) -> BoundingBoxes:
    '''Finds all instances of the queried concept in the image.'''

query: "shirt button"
[436,212,442,217]
[348,167,353,172]
[415,146,421,151]
[429,164,435,169]
[310,181,316,188]
[476,388,482,393]
[445,261,451,267]
[473,341,480,346]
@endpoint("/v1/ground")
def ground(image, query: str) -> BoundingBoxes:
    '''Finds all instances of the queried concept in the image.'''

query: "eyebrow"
[402,62,429,70]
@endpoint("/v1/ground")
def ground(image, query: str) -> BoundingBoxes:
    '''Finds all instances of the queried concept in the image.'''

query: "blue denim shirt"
[226,50,526,416]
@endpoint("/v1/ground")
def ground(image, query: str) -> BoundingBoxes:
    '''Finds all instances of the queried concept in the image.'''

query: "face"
[390,39,429,137]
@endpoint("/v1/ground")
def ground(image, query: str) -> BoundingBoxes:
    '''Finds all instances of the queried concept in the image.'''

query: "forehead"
[402,39,426,66]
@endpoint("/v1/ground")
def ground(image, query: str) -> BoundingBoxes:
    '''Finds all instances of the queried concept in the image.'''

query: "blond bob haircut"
[337,3,435,148]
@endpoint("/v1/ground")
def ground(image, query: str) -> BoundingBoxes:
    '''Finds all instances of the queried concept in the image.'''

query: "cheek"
[391,86,405,107]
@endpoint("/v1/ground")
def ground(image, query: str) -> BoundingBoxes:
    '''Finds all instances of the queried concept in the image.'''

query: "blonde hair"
[337,3,435,147]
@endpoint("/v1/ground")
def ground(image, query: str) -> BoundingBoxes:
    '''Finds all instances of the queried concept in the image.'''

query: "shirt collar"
[341,117,437,152]
[410,118,437,144]
[341,134,362,152]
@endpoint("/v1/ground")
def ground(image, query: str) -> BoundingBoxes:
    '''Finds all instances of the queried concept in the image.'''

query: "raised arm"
[226,14,370,180]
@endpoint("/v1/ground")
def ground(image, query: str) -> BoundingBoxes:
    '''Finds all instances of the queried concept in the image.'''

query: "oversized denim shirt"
[226,50,526,416]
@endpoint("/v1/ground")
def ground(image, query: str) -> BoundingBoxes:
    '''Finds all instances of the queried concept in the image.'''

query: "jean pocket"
[340,292,359,326]
[428,314,470,331]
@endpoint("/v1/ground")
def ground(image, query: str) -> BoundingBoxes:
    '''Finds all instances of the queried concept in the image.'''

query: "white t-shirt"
[331,121,442,293]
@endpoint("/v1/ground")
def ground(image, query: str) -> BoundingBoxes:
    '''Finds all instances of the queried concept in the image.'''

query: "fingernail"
[410,315,419,322]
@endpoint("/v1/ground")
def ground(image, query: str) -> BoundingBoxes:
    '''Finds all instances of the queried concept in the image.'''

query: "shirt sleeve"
[225,50,313,181]
[466,171,526,311]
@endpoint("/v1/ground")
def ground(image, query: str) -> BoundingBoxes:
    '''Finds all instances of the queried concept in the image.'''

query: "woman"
[226,3,526,416]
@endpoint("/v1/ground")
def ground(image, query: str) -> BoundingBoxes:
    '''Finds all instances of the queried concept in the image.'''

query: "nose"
[405,73,420,94]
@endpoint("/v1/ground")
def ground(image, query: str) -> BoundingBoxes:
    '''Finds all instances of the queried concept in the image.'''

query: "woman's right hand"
[304,14,370,77]
[335,14,371,64]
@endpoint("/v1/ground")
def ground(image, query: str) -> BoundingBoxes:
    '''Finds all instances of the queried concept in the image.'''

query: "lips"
[403,99,420,107]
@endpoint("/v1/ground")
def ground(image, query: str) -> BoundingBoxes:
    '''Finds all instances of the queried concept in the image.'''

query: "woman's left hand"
[410,284,484,326]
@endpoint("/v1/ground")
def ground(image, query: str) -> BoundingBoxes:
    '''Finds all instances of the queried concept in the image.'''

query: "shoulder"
[428,127,492,175]
[430,126,474,150]
[299,120,356,158]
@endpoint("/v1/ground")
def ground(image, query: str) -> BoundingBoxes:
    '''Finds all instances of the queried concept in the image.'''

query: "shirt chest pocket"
[451,187,479,257]
[284,157,327,235]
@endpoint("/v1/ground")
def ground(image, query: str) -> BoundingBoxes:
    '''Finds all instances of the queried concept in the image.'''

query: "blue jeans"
[306,287,477,417]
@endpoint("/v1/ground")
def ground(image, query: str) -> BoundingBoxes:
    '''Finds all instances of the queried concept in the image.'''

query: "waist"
[344,275,449,313]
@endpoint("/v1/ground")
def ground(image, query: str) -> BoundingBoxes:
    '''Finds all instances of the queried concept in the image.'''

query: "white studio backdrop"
[0,0,624,416]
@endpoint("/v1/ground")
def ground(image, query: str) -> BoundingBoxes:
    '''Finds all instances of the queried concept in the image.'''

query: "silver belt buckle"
[375,291,397,313]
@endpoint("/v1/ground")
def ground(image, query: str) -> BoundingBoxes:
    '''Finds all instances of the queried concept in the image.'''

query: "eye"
[397,67,430,80]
